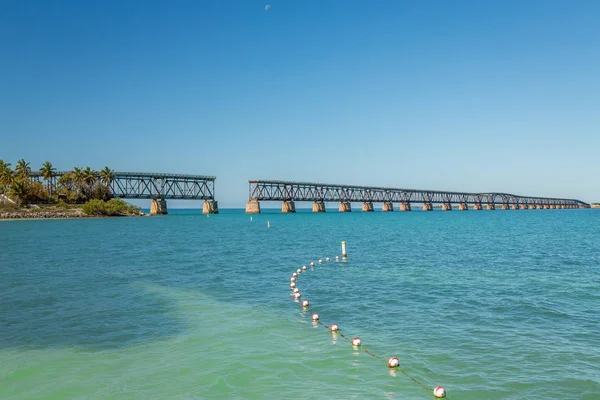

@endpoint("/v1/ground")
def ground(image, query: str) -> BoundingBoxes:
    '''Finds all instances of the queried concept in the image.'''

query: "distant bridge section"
[246,180,589,213]
[30,171,218,215]
[109,172,215,200]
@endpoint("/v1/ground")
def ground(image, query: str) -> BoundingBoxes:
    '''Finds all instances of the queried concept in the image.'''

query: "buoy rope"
[290,255,446,398]
[312,310,432,392]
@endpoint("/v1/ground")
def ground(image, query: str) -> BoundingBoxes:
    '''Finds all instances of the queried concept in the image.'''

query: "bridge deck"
[249,180,589,207]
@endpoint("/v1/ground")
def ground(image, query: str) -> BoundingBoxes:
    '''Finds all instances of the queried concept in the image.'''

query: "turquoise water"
[1,209,599,399]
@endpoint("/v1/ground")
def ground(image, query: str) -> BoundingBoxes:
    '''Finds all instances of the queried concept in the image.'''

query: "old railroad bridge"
[246,180,590,213]
[29,172,590,214]
[30,171,217,215]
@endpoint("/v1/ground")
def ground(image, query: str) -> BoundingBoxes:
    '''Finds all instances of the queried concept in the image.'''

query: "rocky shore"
[0,208,86,219]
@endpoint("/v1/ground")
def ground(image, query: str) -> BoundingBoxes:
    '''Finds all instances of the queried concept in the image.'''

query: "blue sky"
[1,0,599,207]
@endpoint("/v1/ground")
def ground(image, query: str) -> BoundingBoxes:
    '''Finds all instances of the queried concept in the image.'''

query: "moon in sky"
[264,4,271,11]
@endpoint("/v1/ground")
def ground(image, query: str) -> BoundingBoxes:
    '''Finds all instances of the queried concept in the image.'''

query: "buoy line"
[289,243,447,399]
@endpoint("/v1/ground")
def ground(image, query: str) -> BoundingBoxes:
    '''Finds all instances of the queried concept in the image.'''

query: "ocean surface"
[1,208,599,399]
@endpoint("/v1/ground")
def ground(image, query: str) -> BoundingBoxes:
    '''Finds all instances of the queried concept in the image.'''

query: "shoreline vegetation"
[0,158,141,220]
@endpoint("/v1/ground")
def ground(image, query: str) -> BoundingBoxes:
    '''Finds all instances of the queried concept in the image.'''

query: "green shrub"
[82,198,140,216]
[82,199,107,215]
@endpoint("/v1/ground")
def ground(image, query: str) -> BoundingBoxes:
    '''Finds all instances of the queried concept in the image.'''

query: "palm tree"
[83,167,97,187]
[72,167,84,186]
[0,160,12,194]
[15,158,31,179]
[99,166,114,185]
[40,161,56,195]
[82,167,97,199]
[9,180,29,206]
[70,167,86,201]
[57,172,75,191]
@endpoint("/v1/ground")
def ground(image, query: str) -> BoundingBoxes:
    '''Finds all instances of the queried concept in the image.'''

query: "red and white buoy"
[311,313,319,321]
[352,337,361,346]
[302,300,309,308]
[290,282,296,289]
[329,323,339,332]
[387,357,399,368]
[433,386,446,398]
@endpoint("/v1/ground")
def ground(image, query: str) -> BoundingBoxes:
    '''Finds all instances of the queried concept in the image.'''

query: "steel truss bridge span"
[248,180,589,208]
[30,171,216,200]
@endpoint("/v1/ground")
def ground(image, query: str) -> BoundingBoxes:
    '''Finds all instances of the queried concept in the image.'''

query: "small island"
[0,159,141,219]
[591,203,600,208]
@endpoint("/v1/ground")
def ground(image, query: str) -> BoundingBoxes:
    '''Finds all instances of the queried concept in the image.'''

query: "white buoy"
[388,357,399,368]
[292,272,297,278]
[302,300,309,308]
[352,337,361,346]
[302,265,307,271]
[318,259,323,264]
[294,292,301,299]
[267,220,271,228]
[433,386,446,398]
[290,282,296,289]
[297,268,302,274]
[311,313,319,321]
[290,277,296,283]
[329,323,339,332]
[293,288,299,293]
[342,241,347,258]
[326,257,330,262]
[335,256,339,261]
[250,216,253,221]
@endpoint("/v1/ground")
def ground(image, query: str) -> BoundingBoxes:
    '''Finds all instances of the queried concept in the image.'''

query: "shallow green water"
[1,209,599,399]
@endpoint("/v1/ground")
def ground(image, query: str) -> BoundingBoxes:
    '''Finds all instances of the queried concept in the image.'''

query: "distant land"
[0,158,141,219]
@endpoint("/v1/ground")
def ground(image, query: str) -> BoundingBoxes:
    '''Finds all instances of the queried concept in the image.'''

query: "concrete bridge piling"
[382,202,394,212]
[246,201,261,214]
[202,200,219,214]
[150,199,168,215]
[362,202,374,212]
[282,201,296,213]
[339,201,351,212]
[312,201,325,212]
[400,202,412,211]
